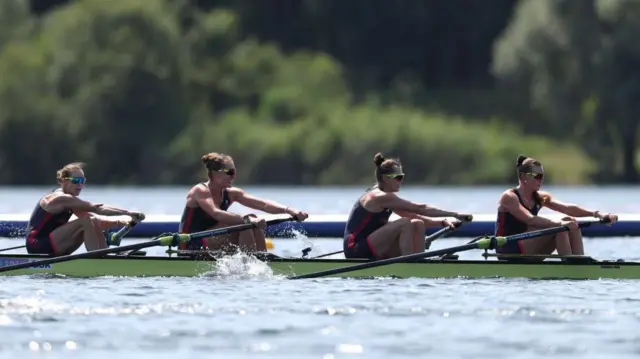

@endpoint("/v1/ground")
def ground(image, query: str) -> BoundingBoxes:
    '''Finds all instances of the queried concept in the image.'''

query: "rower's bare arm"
[230,188,288,214]
[500,192,560,227]
[393,210,419,219]
[52,195,131,216]
[393,210,444,228]
[377,194,458,217]
[85,213,129,227]
[194,191,246,225]
[541,191,598,217]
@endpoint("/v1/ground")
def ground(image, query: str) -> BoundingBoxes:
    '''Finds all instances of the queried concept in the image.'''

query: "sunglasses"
[63,176,86,184]
[525,172,544,181]
[385,173,404,181]
[214,168,236,176]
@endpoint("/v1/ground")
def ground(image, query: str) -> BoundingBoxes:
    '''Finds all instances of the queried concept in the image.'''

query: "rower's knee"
[76,216,93,227]
[395,217,411,228]
[562,217,581,233]
[409,218,425,233]
[555,231,570,242]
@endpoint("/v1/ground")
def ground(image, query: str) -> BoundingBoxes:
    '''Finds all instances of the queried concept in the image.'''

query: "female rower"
[343,152,472,260]
[495,154,618,259]
[25,162,144,256]
[178,152,308,253]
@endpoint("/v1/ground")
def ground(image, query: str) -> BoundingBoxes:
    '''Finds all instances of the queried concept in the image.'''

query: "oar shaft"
[0,245,25,253]
[309,250,342,259]
[181,217,294,241]
[110,219,138,239]
[106,219,140,246]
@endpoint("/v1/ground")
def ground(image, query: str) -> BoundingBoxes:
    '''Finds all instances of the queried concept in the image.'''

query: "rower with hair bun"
[342,152,472,260]
[494,154,618,260]
[178,152,309,253]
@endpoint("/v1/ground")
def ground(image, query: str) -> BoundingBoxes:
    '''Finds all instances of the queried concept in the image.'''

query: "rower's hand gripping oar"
[0,216,295,274]
[424,214,473,249]
[106,213,146,246]
[288,217,611,280]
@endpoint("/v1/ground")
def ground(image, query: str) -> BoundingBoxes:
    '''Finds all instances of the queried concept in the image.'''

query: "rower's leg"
[367,218,412,258]
[563,216,585,255]
[48,218,91,255]
[198,222,235,253]
[81,216,108,251]
[206,234,234,253]
[244,214,267,251]
[517,224,558,258]
[236,229,258,253]
[410,219,425,253]
[518,224,571,257]
[553,232,573,255]
[252,230,267,251]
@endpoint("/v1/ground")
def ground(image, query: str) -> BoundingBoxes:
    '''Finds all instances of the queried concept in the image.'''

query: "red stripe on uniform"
[366,236,379,258]
[496,212,505,236]
[179,208,195,249]
[48,233,58,254]
[347,213,372,248]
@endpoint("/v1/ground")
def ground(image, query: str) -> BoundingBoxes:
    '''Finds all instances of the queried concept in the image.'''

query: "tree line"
[0,0,636,185]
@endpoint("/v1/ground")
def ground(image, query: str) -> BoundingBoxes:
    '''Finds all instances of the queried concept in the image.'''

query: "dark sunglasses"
[385,173,404,181]
[525,172,544,181]
[63,176,86,184]
[214,168,236,176]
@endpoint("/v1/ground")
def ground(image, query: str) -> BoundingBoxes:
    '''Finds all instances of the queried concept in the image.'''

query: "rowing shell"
[0,253,634,280]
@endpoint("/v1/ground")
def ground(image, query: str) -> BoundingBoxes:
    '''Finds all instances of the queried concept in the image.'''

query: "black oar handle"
[456,215,474,222]
[108,218,140,241]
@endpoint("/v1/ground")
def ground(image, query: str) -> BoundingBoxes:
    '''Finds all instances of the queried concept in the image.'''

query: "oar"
[107,215,145,246]
[424,215,473,249]
[306,215,473,259]
[0,244,26,253]
[0,216,294,274]
[288,218,610,280]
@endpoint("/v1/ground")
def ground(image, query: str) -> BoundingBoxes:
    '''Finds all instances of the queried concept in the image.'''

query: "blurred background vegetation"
[0,0,638,186]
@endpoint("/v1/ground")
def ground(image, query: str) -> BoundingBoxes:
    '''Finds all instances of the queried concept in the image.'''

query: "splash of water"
[202,252,280,279]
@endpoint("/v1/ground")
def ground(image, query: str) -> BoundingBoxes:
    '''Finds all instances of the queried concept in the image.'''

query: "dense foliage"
[0,0,636,185]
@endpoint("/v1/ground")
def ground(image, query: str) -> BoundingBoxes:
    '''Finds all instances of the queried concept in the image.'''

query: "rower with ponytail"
[342,152,472,260]
[495,154,618,260]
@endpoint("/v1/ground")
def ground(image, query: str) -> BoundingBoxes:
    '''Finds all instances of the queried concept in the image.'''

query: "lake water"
[0,186,639,359]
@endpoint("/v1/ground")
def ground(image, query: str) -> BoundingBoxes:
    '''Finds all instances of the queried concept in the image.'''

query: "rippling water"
[0,238,637,359]
[0,186,638,358]
[1,275,638,359]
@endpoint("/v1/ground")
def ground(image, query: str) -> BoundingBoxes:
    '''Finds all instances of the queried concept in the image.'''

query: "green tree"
[493,0,640,182]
